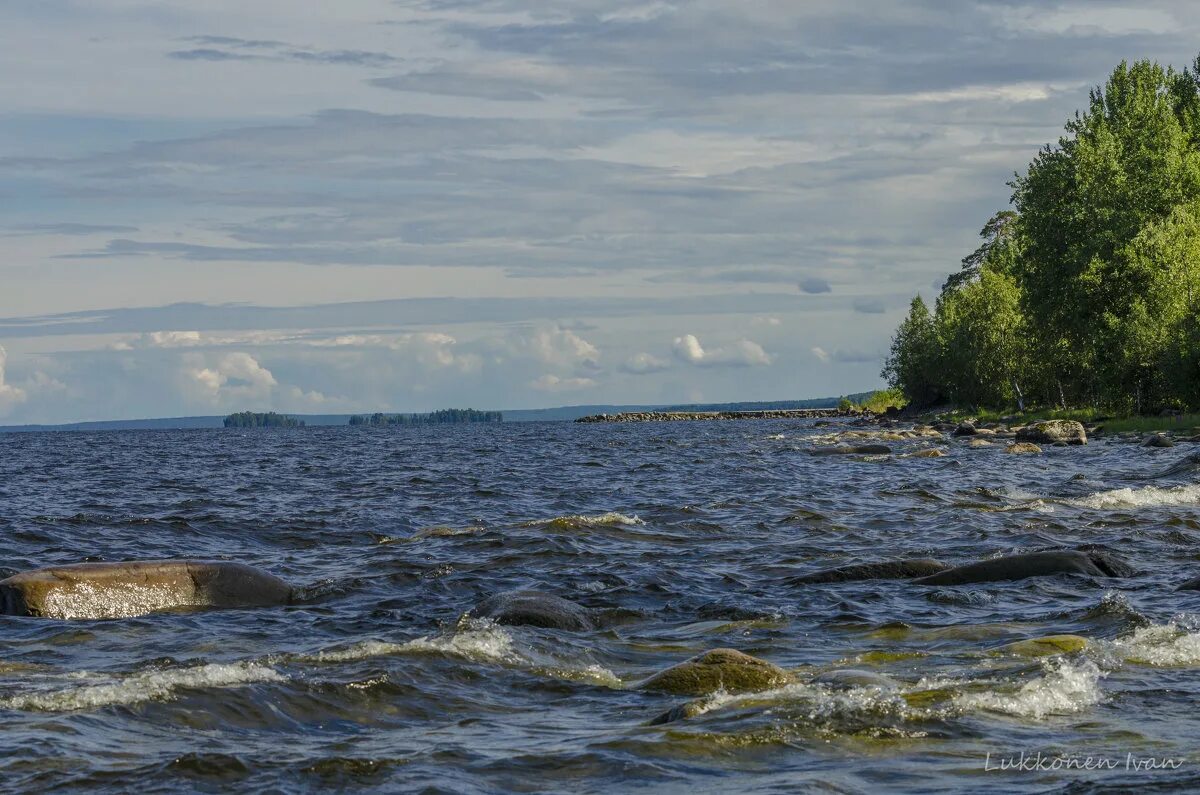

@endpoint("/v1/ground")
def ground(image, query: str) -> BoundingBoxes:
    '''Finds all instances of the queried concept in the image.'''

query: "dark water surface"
[4,420,1200,793]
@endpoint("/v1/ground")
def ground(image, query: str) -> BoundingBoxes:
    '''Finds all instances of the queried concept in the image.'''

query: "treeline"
[885,55,1200,414]
[223,412,306,428]
[348,409,503,426]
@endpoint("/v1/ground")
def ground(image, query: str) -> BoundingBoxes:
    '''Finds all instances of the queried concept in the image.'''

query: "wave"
[951,660,1103,719]
[520,512,645,528]
[1068,483,1200,509]
[308,620,518,665]
[1,662,283,713]
[1101,624,1200,666]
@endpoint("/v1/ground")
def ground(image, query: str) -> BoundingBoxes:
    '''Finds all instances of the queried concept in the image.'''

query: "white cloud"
[184,352,277,404]
[620,351,670,374]
[671,334,772,367]
[506,327,600,368]
[811,346,831,363]
[530,373,597,391]
[0,345,28,415]
[146,330,203,347]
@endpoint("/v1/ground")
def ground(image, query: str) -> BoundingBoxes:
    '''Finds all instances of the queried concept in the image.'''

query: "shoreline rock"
[576,409,849,423]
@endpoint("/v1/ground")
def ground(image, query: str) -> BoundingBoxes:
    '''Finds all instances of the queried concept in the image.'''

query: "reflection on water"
[2,421,1200,792]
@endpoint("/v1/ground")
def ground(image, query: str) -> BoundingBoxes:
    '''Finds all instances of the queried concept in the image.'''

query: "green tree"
[1012,58,1200,406]
[882,296,942,406]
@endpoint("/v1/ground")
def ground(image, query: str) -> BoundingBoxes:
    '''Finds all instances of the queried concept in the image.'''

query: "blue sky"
[1,1,1197,422]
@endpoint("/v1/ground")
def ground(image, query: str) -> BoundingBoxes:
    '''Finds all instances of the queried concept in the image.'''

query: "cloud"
[502,326,600,368]
[799,277,832,294]
[812,346,879,364]
[852,298,887,314]
[169,37,401,68]
[184,352,277,404]
[672,334,772,367]
[619,352,670,374]
[811,346,830,363]
[0,345,28,415]
[530,373,597,391]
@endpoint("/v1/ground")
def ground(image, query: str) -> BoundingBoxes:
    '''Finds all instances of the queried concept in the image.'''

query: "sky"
[1,1,1198,423]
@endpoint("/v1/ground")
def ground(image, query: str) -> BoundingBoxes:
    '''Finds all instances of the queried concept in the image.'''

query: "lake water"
[3,420,1200,792]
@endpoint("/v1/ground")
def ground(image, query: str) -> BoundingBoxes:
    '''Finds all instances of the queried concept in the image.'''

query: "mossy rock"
[637,649,793,696]
[996,634,1088,657]
[1005,442,1042,454]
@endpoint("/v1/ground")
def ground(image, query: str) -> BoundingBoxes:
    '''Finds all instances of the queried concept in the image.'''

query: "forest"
[884,55,1200,414]
[348,409,503,425]
[223,411,306,428]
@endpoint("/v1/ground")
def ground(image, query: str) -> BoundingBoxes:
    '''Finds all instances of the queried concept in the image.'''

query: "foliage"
[223,411,305,428]
[349,409,502,426]
[837,396,854,412]
[884,54,1200,414]
[855,389,906,414]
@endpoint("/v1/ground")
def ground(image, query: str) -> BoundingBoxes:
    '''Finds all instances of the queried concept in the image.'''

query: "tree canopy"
[884,55,1200,413]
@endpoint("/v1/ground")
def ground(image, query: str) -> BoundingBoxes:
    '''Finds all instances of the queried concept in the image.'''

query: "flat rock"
[912,550,1131,586]
[791,558,949,584]
[0,560,293,619]
[810,444,891,456]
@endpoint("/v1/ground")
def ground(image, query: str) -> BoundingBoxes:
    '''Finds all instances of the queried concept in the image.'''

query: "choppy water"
[4,420,1200,793]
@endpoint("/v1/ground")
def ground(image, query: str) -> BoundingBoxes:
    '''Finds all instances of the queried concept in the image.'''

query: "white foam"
[310,620,518,664]
[2,662,283,712]
[522,512,645,527]
[1103,624,1200,666]
[1069,483,1200,510]
[953,659,1103,719]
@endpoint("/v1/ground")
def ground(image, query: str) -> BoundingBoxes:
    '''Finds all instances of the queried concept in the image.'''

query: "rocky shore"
[575,408,847,423]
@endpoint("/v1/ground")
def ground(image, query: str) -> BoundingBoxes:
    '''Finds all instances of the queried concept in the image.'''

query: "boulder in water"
[952,422,977,437]
[906,448,947,458]
[637,648,793,696]
[1005,442,1042,454]
[468,590,594,630]
[912,550,1131,586]
[0,560,293,619]
[1015,420,1087,446]
[811,444,891,456]
[1144,434,1176,448]
[812,669,899,690]
[791,558,949,584]
[967,439,993,448]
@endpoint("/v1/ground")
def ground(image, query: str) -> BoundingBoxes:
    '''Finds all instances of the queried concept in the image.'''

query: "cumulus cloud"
[184,352,277,404]
[811,346,831,363]
[799,277,832,294]
[619,352,670,374]
[0,345,28,415]
[672,334,772,367]
[501,326,600,368]
[530,374,597,391]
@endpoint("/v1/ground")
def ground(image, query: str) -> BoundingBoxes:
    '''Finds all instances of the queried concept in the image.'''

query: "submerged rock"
[0,560,293,619]
[637,648,793,696]
[810,444,892,456]
[1005,442,1042,454]
[468,590,594,630]
[912,550,1131,586]
[967,439,993,448]
[1015,420,1087,446]
[952,422,977,437]
[998,635,1088,657]
[1144,434,1176,448]
[791,558,949,584]
[906,448,947,458]
[812,669,899,690]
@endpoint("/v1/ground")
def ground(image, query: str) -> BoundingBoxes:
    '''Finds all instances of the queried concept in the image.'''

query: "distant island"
[348,408,503,426]
[224,411,306,428]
